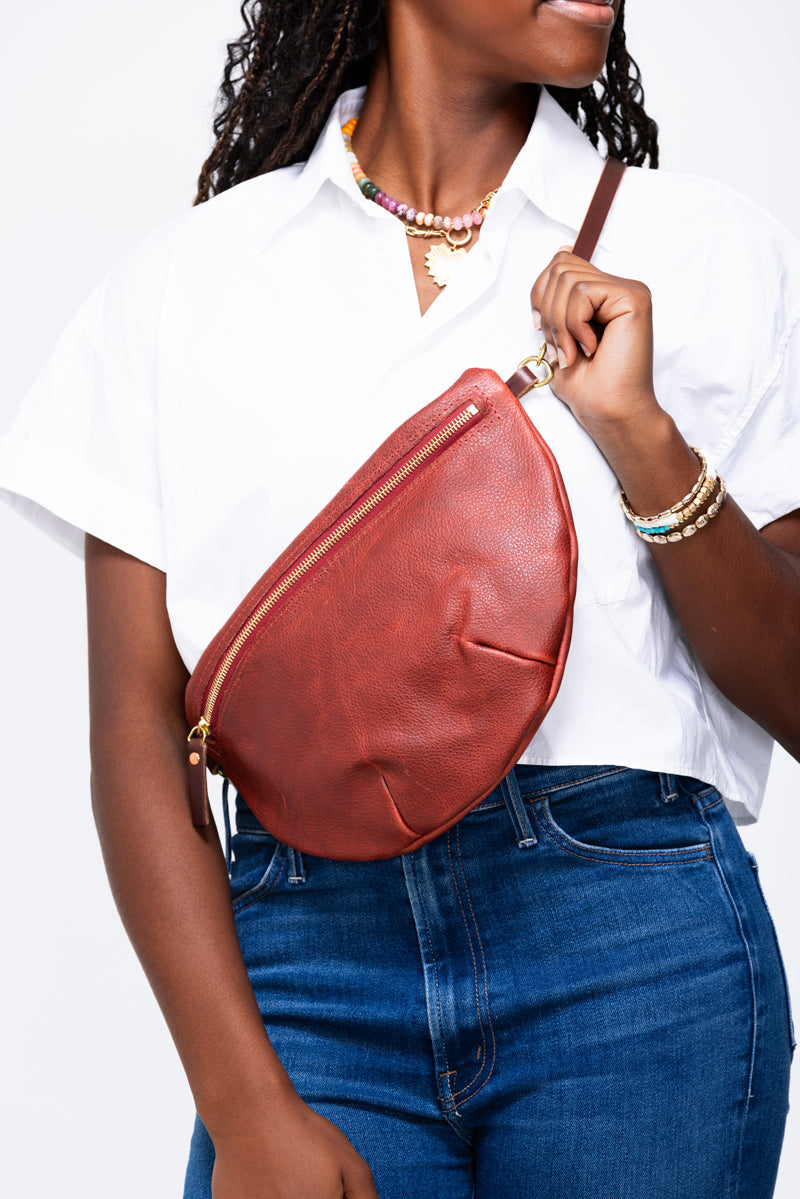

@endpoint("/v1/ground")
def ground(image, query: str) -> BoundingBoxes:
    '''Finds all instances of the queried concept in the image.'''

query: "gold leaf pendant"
[425,243,468,288]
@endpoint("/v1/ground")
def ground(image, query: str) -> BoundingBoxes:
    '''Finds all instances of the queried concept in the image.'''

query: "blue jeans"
[183,765,794,1197]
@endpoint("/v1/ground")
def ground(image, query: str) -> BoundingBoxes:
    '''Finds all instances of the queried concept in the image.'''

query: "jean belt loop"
[500,767,538,849]
[286,846,307,884]
[221,777,233,872]
[659,772,679,805]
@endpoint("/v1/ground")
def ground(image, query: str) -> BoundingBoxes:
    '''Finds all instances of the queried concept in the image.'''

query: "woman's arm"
[85,534,378,1199]
[578,412,800,759]
[532,252,800,760]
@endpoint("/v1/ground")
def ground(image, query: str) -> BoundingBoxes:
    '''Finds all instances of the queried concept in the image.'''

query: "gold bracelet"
[628,471,718,534]
[620,448,708,527]
[634,479,727,543]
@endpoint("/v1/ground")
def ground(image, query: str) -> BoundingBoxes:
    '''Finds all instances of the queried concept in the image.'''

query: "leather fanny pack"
[185,157,626,861]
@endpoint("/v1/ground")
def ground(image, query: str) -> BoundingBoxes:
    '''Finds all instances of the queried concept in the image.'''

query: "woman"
[1,1,798,1196]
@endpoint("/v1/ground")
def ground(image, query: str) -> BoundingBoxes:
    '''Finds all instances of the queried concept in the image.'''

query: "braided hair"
[194,0,658,206]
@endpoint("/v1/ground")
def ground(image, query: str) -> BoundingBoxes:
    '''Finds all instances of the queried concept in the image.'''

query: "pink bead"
[424,212,434,227]
[433,216,443,230]
[375,191,385,204]
[443,216,452,231]
[396,204,407,217]
[453,216,463,231]
[388,199,398,213]
[472,210,483,226]
[463,213,473,229]
[415,212,425,226]
[406,208,417,221]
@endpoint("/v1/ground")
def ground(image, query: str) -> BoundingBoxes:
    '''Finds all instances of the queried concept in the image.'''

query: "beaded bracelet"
[620,448,708,528]
[634,479,727,543]
[627,471,718,535]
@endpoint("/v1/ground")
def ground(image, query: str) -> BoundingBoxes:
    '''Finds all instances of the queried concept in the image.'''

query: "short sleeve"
[719,308,800,530]
[0,234,173,569]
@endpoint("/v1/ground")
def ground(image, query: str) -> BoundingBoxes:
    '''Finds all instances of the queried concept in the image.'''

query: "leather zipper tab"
[187,736,211,826]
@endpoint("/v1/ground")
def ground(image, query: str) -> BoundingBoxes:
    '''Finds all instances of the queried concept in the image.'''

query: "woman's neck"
[352,34,539,218]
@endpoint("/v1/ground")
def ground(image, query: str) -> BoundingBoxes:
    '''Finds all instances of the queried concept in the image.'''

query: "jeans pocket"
[528,769,712,866]
[747,852,796,1055]
[230,828,286,911]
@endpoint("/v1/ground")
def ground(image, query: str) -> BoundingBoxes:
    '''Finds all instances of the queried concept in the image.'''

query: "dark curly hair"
[194,0,658,206]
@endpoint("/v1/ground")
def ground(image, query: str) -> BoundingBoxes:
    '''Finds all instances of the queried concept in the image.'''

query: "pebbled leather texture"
[186,368,577,860]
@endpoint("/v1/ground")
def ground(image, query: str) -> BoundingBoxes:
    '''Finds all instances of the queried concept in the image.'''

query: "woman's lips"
[542,1,616,27]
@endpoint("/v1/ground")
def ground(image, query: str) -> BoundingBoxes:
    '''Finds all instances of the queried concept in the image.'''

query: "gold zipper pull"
[187,717,212,826]
[187,716,211,743]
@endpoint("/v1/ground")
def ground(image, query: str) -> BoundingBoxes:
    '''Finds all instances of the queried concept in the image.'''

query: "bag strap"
[505,155,626,398]
[571,155,626,260]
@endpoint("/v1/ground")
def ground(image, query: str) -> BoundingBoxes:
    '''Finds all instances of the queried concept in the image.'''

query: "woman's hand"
[211,1089,379,1199]
[530,247,661,444]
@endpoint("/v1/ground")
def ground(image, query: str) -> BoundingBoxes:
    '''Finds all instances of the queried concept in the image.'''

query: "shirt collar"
[263,84,612,251]
[256,86,378,252]
[501,87,611,245]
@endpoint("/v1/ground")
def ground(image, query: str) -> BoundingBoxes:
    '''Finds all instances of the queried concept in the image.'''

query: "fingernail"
[546,342,557,363]
[532,311,541,330]
[579,342,593,359]
[557,348,567,369]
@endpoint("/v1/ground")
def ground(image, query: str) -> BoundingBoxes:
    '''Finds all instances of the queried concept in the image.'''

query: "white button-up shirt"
[2,85,799,822]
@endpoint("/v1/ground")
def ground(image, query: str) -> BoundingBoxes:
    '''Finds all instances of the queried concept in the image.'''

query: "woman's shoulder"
[74,162,308,344]
[607,162,800,354]
[167,163,307,257]
[616,162,800,269]
[106,163,306,282]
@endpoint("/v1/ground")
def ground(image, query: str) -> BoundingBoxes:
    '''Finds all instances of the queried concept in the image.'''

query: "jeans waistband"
[228,764,716,867]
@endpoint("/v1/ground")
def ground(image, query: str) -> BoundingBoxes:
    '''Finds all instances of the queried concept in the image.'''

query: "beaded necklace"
[342,118,498,288]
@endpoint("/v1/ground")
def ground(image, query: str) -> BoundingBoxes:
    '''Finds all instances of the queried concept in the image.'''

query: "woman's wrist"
[195,1050,299,1141]
[587,401,702,519]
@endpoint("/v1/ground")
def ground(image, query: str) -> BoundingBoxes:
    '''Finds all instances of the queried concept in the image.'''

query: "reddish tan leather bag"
[185,158,625,861]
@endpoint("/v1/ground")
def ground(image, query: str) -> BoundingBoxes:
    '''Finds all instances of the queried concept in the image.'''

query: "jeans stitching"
[517,766,628,801]
[441,1106,474,1147]
[696,808,757,1199]
[501,774,537,847]
[453,820,497,1099]
[443,830,489,1099]
[407,853,453,1090]
[748,853,796,1054]
[531,801,712,866]
[443,826,496,1102]
[232,846,287,914]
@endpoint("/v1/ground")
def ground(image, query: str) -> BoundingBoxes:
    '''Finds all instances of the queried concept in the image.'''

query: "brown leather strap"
[571,156,626,261]
[505,156,626,398]
[505,363,540,400]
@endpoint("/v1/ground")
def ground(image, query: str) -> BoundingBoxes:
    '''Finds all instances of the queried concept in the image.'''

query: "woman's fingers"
[532,249,597,366]
[548,270,601,366]
[531,249,651,371]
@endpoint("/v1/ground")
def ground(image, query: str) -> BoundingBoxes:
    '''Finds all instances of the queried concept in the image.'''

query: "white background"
[1,2,798,1195]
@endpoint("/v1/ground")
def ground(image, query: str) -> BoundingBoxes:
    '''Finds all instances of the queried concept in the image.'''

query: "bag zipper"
[188,399,482,749]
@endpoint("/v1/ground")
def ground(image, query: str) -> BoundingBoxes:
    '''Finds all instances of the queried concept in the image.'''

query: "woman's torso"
[4,86,800,820]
